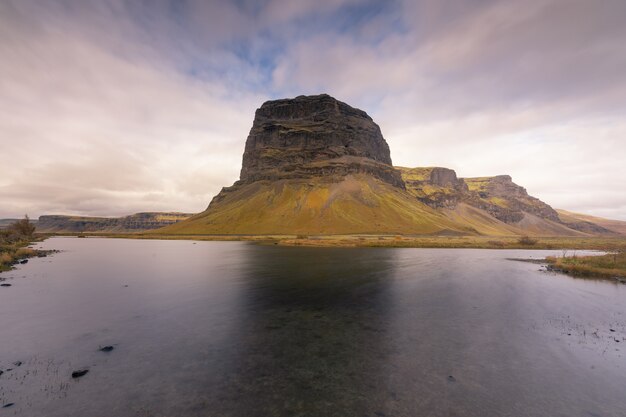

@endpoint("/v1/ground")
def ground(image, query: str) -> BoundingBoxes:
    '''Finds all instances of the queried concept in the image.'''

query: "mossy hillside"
[158,175,474,235]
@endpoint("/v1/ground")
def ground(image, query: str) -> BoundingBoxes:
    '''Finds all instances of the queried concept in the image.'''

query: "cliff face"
[238,94,404,188]
[462,175,560,223]
[401,169,567,226]
[399,167,469,209]
[37,212,192,233]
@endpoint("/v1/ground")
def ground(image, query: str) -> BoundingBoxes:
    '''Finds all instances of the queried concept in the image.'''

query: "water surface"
[0,238,624,416]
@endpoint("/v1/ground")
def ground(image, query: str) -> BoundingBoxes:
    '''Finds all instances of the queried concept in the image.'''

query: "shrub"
[517,236,538,246]
[9,215,36,237]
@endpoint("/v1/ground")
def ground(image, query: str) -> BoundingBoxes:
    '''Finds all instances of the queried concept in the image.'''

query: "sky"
[1,0,625,220]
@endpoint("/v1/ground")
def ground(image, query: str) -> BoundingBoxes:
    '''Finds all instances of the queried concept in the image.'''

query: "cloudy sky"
[1,0,625,220]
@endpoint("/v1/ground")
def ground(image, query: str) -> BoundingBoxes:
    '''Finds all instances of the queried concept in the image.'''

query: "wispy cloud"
[1,0,625,219]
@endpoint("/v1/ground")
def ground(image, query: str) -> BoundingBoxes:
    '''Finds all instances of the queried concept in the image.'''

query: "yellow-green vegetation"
[396,167,457,200]
[546,251,626,281]
[489,197,509,208]
[464,177,491,193]
[158,175,475,235]
[0,216,40,272]
[395,166,433,182]
[153,173,620,238]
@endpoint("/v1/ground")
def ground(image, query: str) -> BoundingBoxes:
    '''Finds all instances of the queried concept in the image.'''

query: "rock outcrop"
[237,94,403,188]
[400,167,563,225]
[462,175,560,224]
[37,212,192,233]
[399,167,469,209]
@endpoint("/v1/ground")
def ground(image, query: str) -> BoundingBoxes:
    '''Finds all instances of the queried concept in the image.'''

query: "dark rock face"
[429,167,461,187]
[238,94,404,188]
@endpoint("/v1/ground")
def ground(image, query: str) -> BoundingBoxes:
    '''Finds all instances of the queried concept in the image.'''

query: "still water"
[0,237,625,417]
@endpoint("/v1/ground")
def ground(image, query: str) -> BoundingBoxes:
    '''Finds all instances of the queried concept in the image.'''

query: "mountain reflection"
[213,245,398,417]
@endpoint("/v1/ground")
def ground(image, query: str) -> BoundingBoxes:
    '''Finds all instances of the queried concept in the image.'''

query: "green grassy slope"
[159,175,477,235]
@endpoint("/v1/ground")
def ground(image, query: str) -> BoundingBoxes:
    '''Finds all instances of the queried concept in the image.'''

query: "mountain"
[37,212,192,233]
[162,95,466,235]
[160,94,619,237]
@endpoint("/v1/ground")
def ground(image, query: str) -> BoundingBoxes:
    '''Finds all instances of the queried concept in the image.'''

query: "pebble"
[99,345,115,352]
[0,284,11,287]
[2,403,14,408]
[447,375,456,382]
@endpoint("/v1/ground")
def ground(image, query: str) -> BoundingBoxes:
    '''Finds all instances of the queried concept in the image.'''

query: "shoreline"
[40,232,626,251]
[0,234,52,272]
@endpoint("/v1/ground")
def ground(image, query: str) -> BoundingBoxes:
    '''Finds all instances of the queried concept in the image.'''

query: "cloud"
[0,0,625,220]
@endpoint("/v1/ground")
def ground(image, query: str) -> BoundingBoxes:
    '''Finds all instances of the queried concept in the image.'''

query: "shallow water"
[0,237,625,417]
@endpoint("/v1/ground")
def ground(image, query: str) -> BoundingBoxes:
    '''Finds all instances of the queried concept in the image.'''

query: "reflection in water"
[0,238,625,417]
[215,246,398,417]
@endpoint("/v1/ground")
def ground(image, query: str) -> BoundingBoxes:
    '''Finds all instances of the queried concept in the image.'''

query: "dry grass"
[546,251,626,280]
[94,233,626,252]
[0,228,42,272]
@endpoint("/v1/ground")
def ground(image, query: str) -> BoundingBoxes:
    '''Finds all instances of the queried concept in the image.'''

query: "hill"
[37,212,192,233]
[557,209,626,235]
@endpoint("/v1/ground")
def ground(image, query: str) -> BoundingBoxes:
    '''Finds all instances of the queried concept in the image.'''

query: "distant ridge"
[37,212,192,233]
[157,94,621,236]
[557,209,626,235]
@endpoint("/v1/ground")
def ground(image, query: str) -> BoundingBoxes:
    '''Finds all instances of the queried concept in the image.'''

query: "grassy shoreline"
[0,234,48,272]
[545,252,626,282]
[42,232,626,251]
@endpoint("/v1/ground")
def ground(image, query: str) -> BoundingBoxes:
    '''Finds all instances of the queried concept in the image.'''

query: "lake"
[1,237,625,417]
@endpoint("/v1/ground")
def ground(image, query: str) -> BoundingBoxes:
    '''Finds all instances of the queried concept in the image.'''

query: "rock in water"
[71,369,89,378]
[237,94,404,188]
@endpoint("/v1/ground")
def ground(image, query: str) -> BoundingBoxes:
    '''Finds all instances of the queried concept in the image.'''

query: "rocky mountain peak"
[238,94,403,188]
